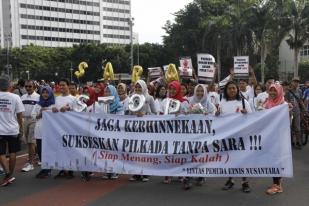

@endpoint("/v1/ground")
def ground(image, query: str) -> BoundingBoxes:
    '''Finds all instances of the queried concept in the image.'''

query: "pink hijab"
[264,84,285,109]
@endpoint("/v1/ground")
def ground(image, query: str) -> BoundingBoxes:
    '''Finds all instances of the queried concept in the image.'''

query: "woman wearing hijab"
[94,83,105,101]
[117,83,129,113]
[179,84,216,189]
[129,80,157,116]
[31,86,55,178]
[188,84,216,115]
[104,85,124,115]
[159,81,189,114]
[263,84,290,195]
[216,81,252,193]
[129,80,157,182]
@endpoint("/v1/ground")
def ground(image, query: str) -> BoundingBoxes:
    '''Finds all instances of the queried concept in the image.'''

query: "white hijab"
[189,84,208,106]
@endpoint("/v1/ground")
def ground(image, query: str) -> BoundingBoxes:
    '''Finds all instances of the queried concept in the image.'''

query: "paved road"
[0,146,308,206]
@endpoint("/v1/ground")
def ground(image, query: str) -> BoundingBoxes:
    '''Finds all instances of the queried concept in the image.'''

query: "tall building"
[0,0,131,48]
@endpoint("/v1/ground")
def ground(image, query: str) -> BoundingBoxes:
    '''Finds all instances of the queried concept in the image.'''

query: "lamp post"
[70,62,73,82]
[25,70,30,80]
[128,17,134,70]
[4,33,12,79]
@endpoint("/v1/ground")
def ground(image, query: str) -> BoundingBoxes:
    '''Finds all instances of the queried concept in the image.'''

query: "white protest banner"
[179,57,193,79]
[197,54,215,83]
[234,56,249,78]
[42,104,293,177]
[148,67,162,79]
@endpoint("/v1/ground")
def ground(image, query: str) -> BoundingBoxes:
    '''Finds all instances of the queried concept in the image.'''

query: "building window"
[103,7,130,14]
[20,14,100,25]
[103,25,130,31]
[45,0,100,7]
[21,35,100,43]
[20,3,100,16]
[103,16,129,22]
[103,34,130,39]
[102,0,130,5]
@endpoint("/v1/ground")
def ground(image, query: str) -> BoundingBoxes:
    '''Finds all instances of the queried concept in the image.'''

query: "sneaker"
[183,179,192,190]
[242,182,251,193]
[54,170,66,179]
[21,163,34,172]
[38,161,42,166]
[266,184,283,195]
[102,174,110,179]
[66,171,74,179]
[129,176,137,181]
[36,170,50,179]
[110,173,119,180]
[222,179,235,190]
[196,177,205,186]
[81,172,91,182]
[163,177,172,184]
[142,176,149,182]
[0,168,5,176]
[0,175,15,187]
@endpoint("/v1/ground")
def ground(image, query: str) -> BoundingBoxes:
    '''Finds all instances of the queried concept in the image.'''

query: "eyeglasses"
[25,86,33,88]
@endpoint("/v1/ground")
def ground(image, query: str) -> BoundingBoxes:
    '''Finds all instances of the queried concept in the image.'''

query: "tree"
[285,0,309,77]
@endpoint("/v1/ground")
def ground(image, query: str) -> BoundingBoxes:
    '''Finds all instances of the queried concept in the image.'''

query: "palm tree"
[285,0,309,77]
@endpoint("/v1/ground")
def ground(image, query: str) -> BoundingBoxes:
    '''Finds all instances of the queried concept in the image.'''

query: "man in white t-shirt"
[52,79,76,179]
[52,79,76,113]
[20,80,40,172]
[255,77,275,110]
[0,76,25,186]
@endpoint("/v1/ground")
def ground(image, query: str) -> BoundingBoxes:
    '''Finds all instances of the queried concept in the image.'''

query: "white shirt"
[154,98,165,114]
[160,98,189,114]
[121,97,129,112]
[55,95,76,110]
[219,98,252,115]
[21,92,40,117]
[256,92,268,110]
[208,92,220,106]
[0,92,25,135]
[31,104,54,139]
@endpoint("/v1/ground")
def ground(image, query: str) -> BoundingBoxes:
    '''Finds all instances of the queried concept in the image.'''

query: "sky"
[131,0,193,44]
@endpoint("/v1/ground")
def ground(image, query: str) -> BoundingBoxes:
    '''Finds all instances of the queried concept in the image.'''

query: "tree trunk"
[260,42,267,83]
[294,48,299,78]
[217,36,222,82]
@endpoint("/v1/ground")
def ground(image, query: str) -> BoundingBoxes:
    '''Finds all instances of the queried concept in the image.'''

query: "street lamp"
[4,33,12,79]
[70,62,73,82]
[25,70,30,80]
[127,17,134,70]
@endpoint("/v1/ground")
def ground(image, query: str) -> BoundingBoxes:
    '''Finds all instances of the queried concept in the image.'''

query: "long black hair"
[155,85,167,99]
[223,81,241,101]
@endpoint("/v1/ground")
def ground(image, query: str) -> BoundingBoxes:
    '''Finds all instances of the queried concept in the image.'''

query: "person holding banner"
[154,85,167,115]
[181,84,216,189]
[216,81,252,193]
[248,84,264,112]
[117,83,129,113]
[160,80,189,114]
[188,84,216,115]
[31,86,55,178]
[160,80,188,185]
[180,83,188,100]
[262,83,290,195]
[207,83,220,109]
[52,79,76,179]
[255,77,275,110]
[129,80,157,182]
